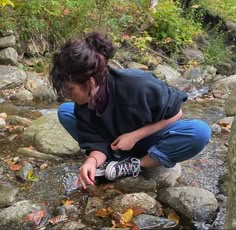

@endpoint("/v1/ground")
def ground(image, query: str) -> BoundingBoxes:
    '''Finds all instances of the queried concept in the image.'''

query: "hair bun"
[85,32,115,60]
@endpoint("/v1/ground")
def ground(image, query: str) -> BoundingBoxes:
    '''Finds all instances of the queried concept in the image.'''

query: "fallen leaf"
[131,207,144,217]
[96,208,110,218]
[9,164,22,171]
[168,212,180,224]
[40,163,48,170]
[27,171,39,182]
[121,208,133,223]
[191,4,201,8]
[62,199,74,206]
[49,214,68,225]
[22,210,47,226]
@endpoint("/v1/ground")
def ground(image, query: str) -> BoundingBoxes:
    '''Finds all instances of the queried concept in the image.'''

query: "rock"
[0,65,26,90]
[0,200,45,230]
[0,182,19,208]
[217,117,234,126]
[153,64,181,81]
[212,74,236,100]
[52,221,86,230]
[16,162,33,180]
[32,85,57,102]
[115,176,156,193]
[17,147,63,162]
[22,113,80,157]
[211,123,222,135]
[6,115,32,127]
[157,187,218,222]
[225,91,236,116]
[181,47,205,63]
[0,118,6,130]
[126,61,148,70]
[142,164,182,189]
[133,214,178,230]
[1,30,14,37]
[0,35,16,48]
[153,64,192,90]
[85,197,104,215]
[0,47,18,65]
[13,88,33,101]
[110,192,161,215]
[215,61,236,76]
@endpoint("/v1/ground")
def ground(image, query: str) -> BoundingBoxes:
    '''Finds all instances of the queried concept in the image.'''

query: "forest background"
[0,0,235,74]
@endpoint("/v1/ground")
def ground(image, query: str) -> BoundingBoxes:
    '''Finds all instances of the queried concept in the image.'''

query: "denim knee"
[57,103,67,125]
[191,120,211,154]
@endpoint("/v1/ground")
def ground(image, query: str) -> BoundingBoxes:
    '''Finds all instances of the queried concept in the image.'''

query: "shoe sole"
[105,161,118,181]
[95,170,106,177]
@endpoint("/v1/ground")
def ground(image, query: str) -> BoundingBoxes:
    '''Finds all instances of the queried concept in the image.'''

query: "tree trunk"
[225,115,236,229]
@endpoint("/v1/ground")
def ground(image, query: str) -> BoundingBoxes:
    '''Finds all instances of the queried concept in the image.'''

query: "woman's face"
[64,78,99,106]
[64,81,90,105]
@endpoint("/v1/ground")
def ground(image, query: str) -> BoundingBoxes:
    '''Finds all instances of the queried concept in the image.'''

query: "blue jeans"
[58,102,211,168]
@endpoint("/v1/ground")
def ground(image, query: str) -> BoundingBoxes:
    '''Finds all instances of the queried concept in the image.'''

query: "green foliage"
[197,0,236,23]
[0,0,14,7]
[131,32,153,51]
[202,32,232,65]
[0,0,94,47]
[149,0,202,50]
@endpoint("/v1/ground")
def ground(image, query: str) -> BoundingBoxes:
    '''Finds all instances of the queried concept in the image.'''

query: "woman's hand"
[76,157,97,189]
[111,133,138,151]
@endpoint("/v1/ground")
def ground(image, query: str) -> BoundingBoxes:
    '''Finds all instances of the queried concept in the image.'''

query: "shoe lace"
[97,161,109,170]
[116,158,140,178]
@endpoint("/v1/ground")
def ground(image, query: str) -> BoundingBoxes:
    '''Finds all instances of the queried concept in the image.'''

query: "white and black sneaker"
[105,158,141,181]
[95,161,109,177]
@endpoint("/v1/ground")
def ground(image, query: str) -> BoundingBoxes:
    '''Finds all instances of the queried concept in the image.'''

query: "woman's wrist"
[86,156,98,168]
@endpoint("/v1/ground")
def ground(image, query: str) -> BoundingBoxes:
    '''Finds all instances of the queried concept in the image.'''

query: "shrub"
[148,0,202,50]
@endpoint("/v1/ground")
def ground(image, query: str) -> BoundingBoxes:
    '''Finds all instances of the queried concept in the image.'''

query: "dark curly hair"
[50,32,115,96]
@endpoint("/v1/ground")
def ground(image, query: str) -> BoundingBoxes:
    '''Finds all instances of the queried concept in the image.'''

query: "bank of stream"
[0,86,230,229]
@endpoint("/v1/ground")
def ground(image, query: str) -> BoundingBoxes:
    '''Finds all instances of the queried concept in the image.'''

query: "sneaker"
[105,158,141,181]
[95,161,109,177]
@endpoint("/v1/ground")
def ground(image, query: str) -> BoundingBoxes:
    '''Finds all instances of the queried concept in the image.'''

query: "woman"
[50,32,211,189]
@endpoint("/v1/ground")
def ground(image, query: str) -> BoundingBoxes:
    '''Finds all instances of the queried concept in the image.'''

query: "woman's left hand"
[111,133,137,151]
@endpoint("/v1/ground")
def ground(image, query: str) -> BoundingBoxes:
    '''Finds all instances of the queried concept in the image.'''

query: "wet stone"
[52,220,87,230]
[0,117,6,130]
[157,187,218,222]
[115,176,156,193]
[133,214,178,230]
[110,192,161,215]
[0,182,19,208]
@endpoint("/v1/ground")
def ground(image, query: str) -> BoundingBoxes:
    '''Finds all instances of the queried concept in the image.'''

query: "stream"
[0,87,230,229]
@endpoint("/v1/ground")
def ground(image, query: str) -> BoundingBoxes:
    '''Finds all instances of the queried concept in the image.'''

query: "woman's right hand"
[75,157,97,189]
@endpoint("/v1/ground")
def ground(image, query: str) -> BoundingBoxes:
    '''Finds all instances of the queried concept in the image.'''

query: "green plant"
[203,32,232,65]
[197,0,236,23]
[0,0,14,7]
[0,0,95,47]
[149,0,202,50]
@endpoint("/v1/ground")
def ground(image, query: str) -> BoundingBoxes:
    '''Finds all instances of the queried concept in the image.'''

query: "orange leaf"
[131,207,144,217]
[9,164,22,171]
[168,212,180,224]
[22,210,47,226]
[40,163,48,170]
[49,215,68,225]
[96,208,110,218]
[62,199,74,206]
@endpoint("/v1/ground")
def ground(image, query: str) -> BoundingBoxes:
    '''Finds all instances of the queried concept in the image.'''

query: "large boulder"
[225,116,236,229]
[225,90,236,116]
[0,35,16,48]
[0,65,26,89]
[212,74,236,99]
[157,187,218,222]
[0,47,18,65]
[22,113,80,157]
